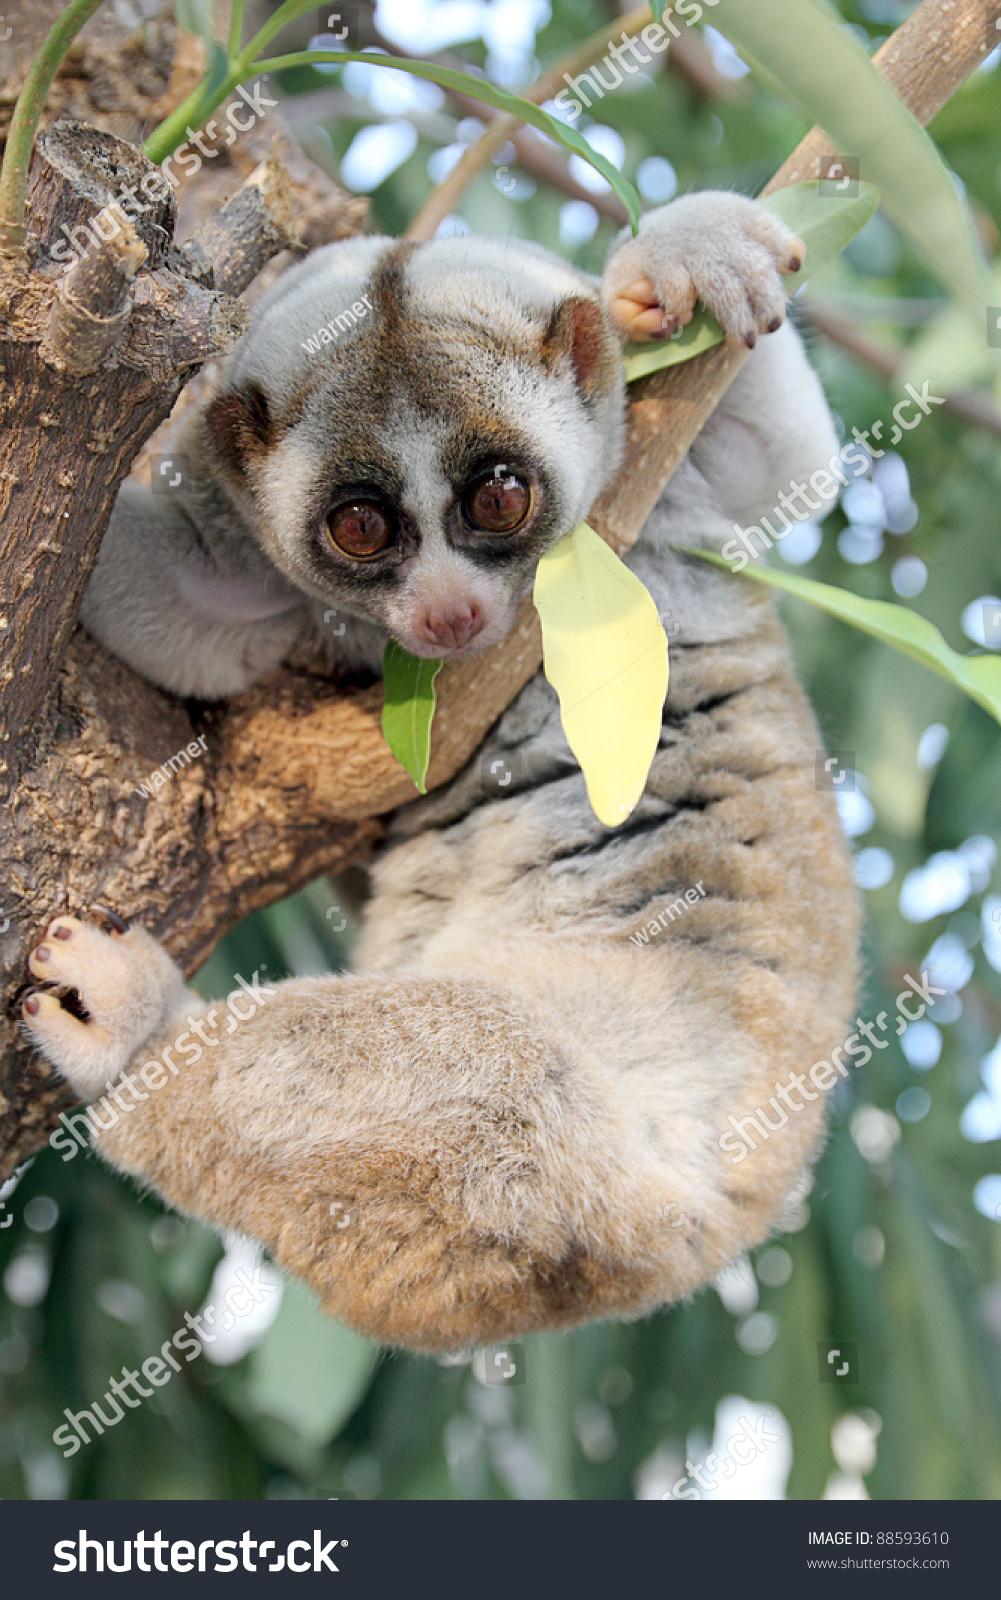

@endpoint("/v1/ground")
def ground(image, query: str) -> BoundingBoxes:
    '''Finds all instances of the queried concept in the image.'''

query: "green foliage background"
[3,0,1001,1500]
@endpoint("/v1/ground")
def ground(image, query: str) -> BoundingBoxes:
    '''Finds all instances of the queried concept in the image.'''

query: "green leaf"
[622,310,728,384]
[175,0,215,36]
[709,0,992,315]
[924,699,1001,853]
[245,49,641,230]
[689,550,1001,726]
[622,180,879,383]
[243,1280,379,1448]
[534,522,668,827]
[381,642,442,794]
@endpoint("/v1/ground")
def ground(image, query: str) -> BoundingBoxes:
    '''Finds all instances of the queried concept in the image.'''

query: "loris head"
[201,234,626,661]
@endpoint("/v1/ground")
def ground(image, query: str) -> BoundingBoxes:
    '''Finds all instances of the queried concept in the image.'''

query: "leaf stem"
[0,0,108,259]
[227,0,245,58]
[239,0,319,66]
[249,51,639,223]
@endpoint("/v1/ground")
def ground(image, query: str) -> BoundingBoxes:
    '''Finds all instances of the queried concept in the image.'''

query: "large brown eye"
[464,468,531,533]
[325,500,395,559]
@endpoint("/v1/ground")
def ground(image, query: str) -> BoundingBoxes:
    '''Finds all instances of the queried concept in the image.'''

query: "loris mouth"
[397,632,494,663]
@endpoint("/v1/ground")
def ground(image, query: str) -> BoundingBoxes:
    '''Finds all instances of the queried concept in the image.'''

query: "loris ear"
[204,383,273,476]
[541,296,615,402]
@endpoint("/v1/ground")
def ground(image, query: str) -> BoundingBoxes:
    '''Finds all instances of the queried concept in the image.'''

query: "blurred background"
[3,0,1001,1500]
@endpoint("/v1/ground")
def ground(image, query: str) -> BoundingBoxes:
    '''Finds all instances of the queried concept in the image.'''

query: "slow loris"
[22,193,860,1350]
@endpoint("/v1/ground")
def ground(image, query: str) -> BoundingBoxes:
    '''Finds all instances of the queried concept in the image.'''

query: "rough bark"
[0,0,993,1179]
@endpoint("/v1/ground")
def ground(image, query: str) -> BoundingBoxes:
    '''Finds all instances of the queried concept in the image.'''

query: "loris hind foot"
[21,911,188,1102]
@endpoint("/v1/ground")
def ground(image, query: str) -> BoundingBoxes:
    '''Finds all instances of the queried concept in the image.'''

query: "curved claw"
[91,904,130,936]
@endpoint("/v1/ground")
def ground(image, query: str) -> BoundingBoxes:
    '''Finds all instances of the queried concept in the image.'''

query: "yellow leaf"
[533,522,668,827]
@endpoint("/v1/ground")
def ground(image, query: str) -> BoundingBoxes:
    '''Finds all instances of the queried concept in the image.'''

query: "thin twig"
[444,90,632,225]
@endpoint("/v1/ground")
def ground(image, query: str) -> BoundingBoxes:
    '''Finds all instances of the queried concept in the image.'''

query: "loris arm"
[79,482,308,700]
[602,191,839,530]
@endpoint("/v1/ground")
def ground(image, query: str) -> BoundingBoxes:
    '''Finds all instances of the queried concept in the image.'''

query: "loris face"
[202,236,626,662]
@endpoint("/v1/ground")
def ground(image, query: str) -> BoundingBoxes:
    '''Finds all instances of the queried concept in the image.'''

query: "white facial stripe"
[373,410,452,533]
[254,435,331,593]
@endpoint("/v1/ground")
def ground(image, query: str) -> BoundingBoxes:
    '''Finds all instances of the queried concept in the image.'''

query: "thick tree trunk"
[0,0,992,1179]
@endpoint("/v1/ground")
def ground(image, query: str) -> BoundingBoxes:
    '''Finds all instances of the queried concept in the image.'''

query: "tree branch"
[588,0,1001,537]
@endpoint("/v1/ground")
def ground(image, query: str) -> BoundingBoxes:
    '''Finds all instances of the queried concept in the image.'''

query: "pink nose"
[417,604,483,650]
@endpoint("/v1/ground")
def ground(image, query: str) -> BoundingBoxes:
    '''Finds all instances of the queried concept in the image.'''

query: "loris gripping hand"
[603,191,805,348]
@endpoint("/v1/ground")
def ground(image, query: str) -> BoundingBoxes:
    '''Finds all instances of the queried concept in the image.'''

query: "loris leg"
[21,920,699,1351]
